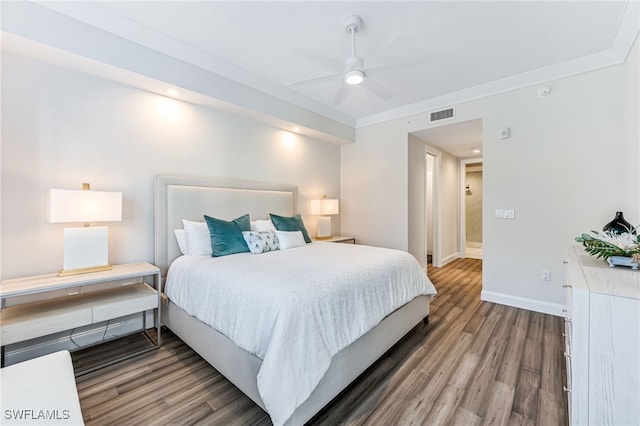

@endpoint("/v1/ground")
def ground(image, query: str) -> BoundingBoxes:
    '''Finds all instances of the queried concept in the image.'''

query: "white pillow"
[174,229,188,255]
[182,219,211,256]
[242,230,279,254]
[276,230,306,250]
[251,219,277,232]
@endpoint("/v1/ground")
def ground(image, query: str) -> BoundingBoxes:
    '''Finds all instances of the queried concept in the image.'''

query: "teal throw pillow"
[269,213,312,243]
[204,214,251,257]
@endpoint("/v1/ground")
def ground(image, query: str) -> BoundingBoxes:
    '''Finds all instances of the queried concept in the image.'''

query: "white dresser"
[564,246,640,426]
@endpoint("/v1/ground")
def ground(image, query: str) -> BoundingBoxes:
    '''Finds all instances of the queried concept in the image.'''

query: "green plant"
[575,227,640,260]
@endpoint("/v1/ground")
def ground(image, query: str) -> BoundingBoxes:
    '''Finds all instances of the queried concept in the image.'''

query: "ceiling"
[2,1,638,154]
[412,118,483,158]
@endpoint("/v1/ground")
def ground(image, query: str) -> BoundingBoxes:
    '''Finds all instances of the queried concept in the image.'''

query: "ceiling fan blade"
[360,29,403,63]
[287,46,345,87]
[367,57,436,75]
[361,77,394,101]
[332,82,349,105]
[288,72,342,87]
[292,47,343,72]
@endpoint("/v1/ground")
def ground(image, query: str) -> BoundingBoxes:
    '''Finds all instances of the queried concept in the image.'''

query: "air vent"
[430,107,455,122]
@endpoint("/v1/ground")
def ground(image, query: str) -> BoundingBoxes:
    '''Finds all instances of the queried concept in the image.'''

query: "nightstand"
[316,236,356,244]
[0,262,161,375]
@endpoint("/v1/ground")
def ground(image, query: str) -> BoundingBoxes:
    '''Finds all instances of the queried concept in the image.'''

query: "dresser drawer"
[565,349,573,420]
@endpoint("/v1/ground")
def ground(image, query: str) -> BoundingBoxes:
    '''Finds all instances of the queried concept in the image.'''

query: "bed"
[154,174,436,426]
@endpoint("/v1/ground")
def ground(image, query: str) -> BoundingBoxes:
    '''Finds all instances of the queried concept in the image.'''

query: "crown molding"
[356,1,639,128]
[7,1,639,134]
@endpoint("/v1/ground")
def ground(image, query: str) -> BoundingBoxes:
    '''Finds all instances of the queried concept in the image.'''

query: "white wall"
[439,149,459,263]
[1,52,342,279]
[426,155,434,256]
[342,121,410,250]
[625,37,640,217]
[342,37,639,315]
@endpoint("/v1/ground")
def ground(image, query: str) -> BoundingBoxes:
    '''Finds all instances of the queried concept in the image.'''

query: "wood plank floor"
[74,258,568,425]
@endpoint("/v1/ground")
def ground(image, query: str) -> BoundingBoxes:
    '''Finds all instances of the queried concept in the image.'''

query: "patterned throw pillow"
[242,230,280,254]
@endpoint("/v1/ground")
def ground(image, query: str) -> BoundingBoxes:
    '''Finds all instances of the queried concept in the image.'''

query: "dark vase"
[603,211,634,235]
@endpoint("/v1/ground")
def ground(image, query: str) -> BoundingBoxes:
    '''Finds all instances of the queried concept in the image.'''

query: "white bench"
[0,350,84,425]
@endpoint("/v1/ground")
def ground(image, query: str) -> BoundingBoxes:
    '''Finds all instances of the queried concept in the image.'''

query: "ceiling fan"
[343,15,366,85]
[290,15,394,105]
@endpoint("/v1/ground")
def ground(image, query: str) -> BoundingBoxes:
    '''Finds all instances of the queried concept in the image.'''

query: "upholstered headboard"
[154,174,297,278]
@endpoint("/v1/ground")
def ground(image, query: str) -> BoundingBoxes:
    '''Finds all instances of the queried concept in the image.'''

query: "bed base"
[154,175,433,425]
[162,294,431,425]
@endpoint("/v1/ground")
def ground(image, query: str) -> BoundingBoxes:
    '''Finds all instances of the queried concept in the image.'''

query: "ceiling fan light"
[345,70,364,85]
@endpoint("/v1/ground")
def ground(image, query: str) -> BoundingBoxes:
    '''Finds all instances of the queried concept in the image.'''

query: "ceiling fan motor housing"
[344,55,364,72]
[344,15,363,33]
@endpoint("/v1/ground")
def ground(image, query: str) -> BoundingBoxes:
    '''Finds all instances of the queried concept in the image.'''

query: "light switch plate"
[495,209,515,219]
[500,127,511,139]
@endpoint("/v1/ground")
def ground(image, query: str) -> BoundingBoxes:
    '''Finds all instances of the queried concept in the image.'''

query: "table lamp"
[310,195,339,239]
[47,183,122,276]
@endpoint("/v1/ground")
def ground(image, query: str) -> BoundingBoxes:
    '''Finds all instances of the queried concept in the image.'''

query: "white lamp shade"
[47,189,122,223]
[310,198,339,216]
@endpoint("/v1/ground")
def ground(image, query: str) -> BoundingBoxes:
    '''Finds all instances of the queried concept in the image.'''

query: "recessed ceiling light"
[472,148,481,154]
[167,88,179,96]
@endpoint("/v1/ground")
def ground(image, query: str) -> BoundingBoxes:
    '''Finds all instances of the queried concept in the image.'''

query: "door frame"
[426,148,442,267]
[459,157,483,258]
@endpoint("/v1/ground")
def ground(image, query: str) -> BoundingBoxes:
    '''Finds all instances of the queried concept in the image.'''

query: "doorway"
[425,152,437,265]
[410,118,483,267]
[408,135,441,269]
[462,160,483,259]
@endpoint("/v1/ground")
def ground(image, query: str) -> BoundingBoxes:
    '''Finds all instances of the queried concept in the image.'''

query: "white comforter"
[165,242,436,426]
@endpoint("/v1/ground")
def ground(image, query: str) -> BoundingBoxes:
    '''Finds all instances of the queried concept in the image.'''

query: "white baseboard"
[481,290,565,317]
[441,252,459,266]
[3,313,150,366]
